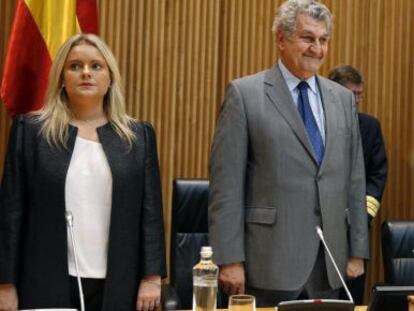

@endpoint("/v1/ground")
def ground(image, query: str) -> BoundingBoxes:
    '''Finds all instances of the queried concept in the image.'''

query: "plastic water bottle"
[192,246,218,311]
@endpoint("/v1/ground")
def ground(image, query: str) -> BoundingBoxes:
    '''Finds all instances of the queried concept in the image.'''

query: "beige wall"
[1,0,414,302]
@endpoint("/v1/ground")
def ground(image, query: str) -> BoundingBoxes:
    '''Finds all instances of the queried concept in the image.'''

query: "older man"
[208,0,369,306]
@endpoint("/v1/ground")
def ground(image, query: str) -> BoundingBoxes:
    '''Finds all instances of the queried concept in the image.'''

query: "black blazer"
[0,115,166,310]
[358,112,388,202]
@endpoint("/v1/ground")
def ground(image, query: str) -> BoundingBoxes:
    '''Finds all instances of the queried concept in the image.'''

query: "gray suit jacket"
[208,64,369,291]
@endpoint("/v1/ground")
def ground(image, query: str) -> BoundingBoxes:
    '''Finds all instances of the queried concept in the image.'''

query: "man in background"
[208,0,369,306]
[329,64,388,305]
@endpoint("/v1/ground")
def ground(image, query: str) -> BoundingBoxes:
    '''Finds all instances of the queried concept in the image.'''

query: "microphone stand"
[315,225,354,304]
[277,226,355,311]
[66,211,86,311]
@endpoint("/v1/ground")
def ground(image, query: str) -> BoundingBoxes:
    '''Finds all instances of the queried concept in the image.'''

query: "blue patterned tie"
[297,81,324,164]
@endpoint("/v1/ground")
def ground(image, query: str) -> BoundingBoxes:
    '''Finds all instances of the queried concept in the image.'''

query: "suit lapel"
[317,76,340,170]
[264,64,318,163]
[43,125,78,191]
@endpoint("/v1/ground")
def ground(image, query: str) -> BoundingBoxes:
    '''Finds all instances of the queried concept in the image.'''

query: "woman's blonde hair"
[33,33,135,148]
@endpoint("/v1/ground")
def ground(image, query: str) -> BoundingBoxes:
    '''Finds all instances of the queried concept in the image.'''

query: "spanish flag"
[1,0,98,117]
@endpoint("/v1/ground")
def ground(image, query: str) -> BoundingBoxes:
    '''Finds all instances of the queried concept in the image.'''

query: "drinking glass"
[228,294,256,311]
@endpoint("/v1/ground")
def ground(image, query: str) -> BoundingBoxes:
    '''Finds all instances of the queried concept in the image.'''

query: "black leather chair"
[162,178,227,310]
[381,220,414,285]
[169,178,210,309]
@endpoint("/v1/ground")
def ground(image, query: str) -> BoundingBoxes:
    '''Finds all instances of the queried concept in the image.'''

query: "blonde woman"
[0,34,166,311]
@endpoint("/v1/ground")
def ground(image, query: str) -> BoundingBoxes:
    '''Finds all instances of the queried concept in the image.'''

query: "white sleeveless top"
[65,136,113,278]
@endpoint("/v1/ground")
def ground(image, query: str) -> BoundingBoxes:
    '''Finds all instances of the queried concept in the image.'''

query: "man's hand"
[0,283,18,311]
[136,275,161,311]
[346,257,364,279]
[219,262,245,296]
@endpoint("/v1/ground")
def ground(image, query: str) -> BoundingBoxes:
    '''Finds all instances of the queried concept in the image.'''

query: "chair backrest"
[170,178,210,309]
[382,221,414,285]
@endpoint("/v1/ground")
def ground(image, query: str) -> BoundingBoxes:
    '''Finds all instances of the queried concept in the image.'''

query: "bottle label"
[193,276,218,287]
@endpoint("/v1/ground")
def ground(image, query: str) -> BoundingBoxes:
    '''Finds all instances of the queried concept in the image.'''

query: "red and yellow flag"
[1,0,98,117]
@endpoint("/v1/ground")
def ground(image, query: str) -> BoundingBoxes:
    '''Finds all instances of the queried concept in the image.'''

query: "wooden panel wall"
[1,0,414,301]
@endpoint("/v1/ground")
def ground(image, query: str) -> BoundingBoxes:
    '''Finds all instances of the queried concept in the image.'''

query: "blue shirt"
[278,60,326,144]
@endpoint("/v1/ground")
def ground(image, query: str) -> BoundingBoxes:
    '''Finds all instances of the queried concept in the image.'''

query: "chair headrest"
[172,179,209,233]
[382,221,414,258]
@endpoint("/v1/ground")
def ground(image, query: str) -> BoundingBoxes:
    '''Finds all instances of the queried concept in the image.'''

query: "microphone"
[66,211,86,311]
[315,225,354,303]
[277,227,355,310]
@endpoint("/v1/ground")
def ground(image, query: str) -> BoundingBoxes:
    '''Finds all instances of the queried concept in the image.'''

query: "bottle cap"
[200,246,213,258]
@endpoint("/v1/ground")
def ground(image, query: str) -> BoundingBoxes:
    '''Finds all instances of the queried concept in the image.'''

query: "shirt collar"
[278,59,318,95]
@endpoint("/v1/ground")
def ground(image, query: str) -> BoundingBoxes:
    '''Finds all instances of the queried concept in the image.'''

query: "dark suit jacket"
[358,112,387,203]
[0,115,166,310]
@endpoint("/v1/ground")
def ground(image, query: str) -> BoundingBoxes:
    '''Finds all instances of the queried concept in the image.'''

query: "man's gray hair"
[272,0,332,36]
